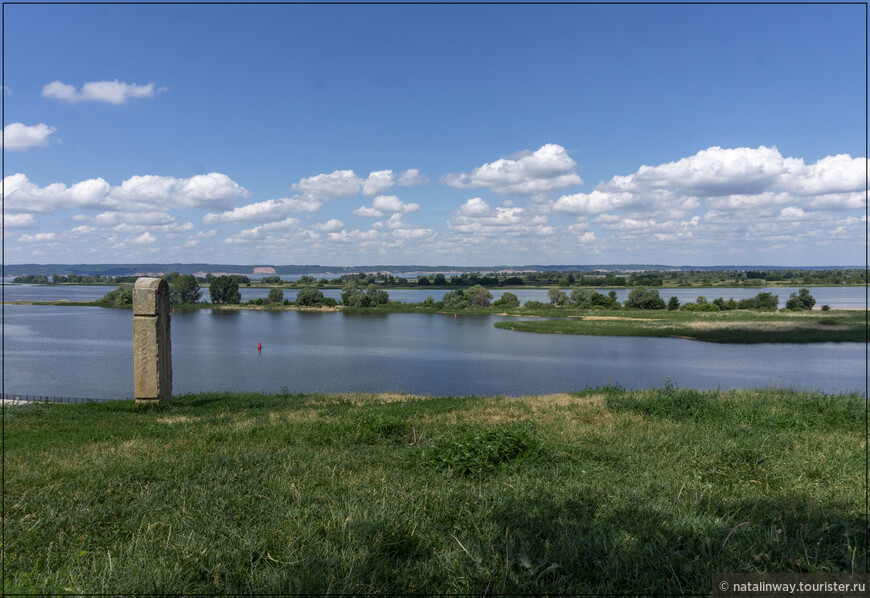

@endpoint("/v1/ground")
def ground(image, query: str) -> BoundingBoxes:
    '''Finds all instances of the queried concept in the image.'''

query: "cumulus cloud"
[373,195,420,213]
[353,195,420,218]
[4,123,56,150]
[42,80,161,104]
[555,146,867,222]
[4,172,249,214]
[234,217,302,240]
[397,168,427,186]
[5,213,36,228]
[449,197,551,237]
[312,218,345,232]
[131,232,157,244]
[19,232,56,243]
[362,170,395,196]
[353,205,383,218]
[203,196,321,224]
[292,169,362,199]
[442,144,582,196]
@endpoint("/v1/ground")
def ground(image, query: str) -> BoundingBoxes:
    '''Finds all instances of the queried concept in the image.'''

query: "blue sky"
[4,3,866,266]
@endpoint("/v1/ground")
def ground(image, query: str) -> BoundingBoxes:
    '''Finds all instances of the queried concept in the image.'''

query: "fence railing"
[2,393,123,405]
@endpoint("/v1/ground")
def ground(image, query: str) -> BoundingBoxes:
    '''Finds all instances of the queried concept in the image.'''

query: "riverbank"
[5,388,863,593]
[494,308,866,343]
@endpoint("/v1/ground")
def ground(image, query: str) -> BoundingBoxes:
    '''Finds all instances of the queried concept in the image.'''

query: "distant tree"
[467,285,492,307]
[209,276,241,304]
[442,289,468,309]
[98,285,134,306]
[417,276,431,287]
[492,292,520,308]
[608,291,619,307]
[548,288,568,306]
[624,288,666,310]
[570,288,591,308]
[667,296,680,311]
[296,287,325,306]
[366,284,390,306]
[589,290,613,308]
[170,274,202,304]
[266,287,284,304]
[785,288,816,311]
[341,286,369,307]
[261,276,282,284]
[753,292,779,310]
[432,273,447,286]
[523,300,548,309]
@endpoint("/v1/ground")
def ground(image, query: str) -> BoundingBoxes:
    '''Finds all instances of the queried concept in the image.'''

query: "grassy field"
[494,308,866,343]
[4,387,865,593]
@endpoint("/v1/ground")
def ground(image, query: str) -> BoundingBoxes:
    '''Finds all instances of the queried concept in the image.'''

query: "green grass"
[4,388,865,593]
[494,308,866,343]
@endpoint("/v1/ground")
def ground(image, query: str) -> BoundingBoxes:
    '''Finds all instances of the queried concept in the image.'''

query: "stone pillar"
[133,277,172,404]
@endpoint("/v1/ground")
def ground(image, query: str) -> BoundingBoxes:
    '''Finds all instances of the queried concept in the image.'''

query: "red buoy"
[257,342,262,351]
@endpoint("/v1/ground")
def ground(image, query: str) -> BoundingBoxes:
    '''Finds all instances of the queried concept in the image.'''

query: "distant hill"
[3,263,862,277]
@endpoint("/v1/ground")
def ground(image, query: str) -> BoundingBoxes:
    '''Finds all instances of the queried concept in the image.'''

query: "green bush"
[97,285,133,306]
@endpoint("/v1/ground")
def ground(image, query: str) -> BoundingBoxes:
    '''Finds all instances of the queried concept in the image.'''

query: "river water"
[3,287,865,398]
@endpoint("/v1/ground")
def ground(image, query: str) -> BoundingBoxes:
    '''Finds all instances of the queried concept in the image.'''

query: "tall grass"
[5,388,865,593]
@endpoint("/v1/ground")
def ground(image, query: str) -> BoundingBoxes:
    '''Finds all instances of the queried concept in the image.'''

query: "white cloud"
[19,232,56,243]
[449,198,550,237]
[780,206,807,220]
[553,190,614,216]
[362,170,396,196]
[563,146,866,225]
[397,168,427,186]
[203,195,321,224]
[5,213,35,228]
[234,217,302,240]
[353,205,383,218]
[131,232,157,244]
[443,143,582,196]
[4,172,249,214]
[312,218,345,232]
[291,169,362,199]
[4,123,56,150]
[780,153,867,196]
[354,195,420,218]
[42,80,161,104]
[372,195,420,213]
[457,197,491,216]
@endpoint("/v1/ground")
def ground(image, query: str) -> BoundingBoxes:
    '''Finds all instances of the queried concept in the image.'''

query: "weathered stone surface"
[133,277,169,316]
[133,277,172,403]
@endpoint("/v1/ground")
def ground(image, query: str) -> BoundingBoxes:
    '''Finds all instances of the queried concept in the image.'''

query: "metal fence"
[2,393,123,405]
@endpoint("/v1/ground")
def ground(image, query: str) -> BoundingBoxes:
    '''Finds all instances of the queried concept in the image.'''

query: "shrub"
[785,288,816,311]
[492,292,519,308]
[296,287,325,306]
[98,285,133,306]
[624,287,666,309]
